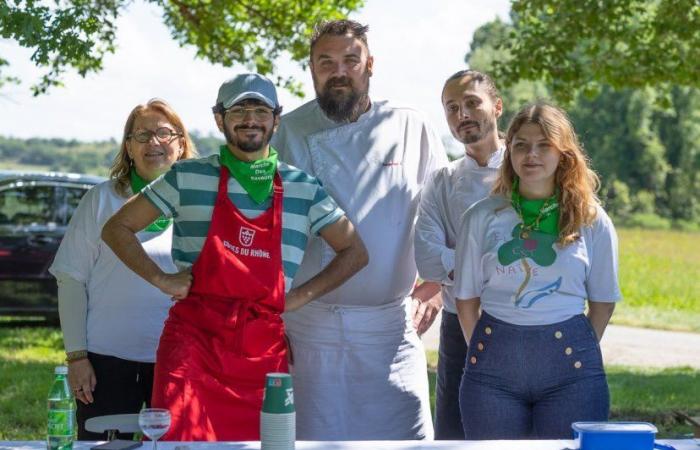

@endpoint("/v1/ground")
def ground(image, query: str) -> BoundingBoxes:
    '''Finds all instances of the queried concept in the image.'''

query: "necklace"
[510,177,559,239]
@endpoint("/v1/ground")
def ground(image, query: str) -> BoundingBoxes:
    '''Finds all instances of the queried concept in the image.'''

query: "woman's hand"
[68,358,96,404]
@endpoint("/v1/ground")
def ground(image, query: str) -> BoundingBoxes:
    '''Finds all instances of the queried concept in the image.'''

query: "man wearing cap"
[271,20,447,440]
[102,73,368,441]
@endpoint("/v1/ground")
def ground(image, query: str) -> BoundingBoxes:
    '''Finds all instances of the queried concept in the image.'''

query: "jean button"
[554,330,563,339]
[574,361,582,369]
[470,356,477,364]
[485,326,492,335]
[565,347,573,355]
[477,342,484,351]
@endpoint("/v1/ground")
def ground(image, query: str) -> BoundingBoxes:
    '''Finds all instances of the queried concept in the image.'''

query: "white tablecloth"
[2,440,698,450]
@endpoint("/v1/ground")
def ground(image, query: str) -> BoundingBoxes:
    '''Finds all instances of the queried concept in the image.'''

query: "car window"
[0,185,58,227]
[58,187,90,226]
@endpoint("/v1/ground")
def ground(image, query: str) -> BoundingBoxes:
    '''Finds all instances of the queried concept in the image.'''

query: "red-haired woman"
[454,102,620,439]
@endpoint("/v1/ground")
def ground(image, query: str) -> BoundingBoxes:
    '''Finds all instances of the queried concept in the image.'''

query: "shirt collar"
[464,144,505,169]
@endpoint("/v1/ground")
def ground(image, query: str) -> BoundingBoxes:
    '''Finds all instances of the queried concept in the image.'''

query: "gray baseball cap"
[215,73,279,110]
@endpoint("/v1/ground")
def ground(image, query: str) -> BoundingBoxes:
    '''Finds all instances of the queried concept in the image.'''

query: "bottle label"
[48,409,74,436]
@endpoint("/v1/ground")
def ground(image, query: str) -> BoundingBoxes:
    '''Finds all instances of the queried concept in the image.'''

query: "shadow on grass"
[608,366,699,437]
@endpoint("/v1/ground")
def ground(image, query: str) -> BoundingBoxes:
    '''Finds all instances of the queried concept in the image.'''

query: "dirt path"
[421,312,700,369]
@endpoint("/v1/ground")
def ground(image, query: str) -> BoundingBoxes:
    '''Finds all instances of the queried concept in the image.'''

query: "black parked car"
[0,171,105,321]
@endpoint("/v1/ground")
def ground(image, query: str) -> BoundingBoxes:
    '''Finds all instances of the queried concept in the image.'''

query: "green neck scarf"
[511,177,559,236]
[129,168,173,232]
[219,145,278,204]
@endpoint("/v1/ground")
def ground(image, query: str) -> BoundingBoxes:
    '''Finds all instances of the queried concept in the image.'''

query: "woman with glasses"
[49,99,197,440]
[454,102,620,439]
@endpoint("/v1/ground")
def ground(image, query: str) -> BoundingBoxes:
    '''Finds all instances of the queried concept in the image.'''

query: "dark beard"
[224,124,273,153]
[316,77,369,122]
[458,119,496,145]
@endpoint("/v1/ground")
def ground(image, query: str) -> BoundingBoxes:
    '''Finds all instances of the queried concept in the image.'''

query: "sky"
[0,0,511,150]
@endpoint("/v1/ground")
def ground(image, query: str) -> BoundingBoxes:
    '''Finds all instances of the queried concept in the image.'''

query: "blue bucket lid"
[572,422,658,433]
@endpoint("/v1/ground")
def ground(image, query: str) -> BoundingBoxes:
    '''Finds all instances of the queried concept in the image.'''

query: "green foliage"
[0,133,224,176]
[1,0,363,96]
[494,0,700,103]
[0,0,121,95]
[465,18,700,225]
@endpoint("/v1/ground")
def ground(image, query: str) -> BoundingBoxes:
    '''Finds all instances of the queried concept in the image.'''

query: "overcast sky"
[0,0,510,149]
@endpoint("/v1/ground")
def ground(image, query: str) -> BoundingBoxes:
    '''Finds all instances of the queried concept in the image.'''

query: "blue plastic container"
[572,421,658,450]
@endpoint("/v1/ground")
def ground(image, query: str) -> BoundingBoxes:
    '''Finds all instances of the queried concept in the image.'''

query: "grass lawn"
[1,328,696,440]
[614,229,700,333]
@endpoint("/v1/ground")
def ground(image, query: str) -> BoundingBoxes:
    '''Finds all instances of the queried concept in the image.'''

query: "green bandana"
[219,145,278,204]
[510,177,560,236]
[129,168,173,232]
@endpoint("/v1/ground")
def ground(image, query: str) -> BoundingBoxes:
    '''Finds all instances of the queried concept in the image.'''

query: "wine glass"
[139,408,171,450]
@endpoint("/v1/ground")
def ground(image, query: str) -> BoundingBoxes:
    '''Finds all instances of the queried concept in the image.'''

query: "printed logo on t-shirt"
[496,224,561,309]
[239,226,256,247]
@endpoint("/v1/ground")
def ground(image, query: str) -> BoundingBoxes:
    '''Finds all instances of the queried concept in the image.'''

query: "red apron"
[152,167,288,441]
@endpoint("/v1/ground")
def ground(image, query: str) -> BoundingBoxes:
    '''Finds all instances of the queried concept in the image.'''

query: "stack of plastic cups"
[260,373,295,450]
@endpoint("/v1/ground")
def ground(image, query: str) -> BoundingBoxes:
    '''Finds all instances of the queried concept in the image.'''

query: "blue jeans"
[434,311,468,439]
[459,312,609,439]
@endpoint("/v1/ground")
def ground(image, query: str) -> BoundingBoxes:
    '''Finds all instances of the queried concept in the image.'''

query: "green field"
[1,328,697,440]
[614,229,700,332]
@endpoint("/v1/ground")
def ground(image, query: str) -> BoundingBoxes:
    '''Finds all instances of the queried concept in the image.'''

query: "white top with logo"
[454,195,621,325]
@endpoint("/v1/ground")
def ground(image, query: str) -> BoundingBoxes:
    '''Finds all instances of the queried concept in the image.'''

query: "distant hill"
[0,133,224,176]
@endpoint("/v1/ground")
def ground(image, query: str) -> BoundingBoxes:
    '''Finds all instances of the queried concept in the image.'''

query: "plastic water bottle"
[47,365,75,450]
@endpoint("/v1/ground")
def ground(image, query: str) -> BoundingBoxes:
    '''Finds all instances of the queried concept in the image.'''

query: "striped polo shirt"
[142,153,344,291]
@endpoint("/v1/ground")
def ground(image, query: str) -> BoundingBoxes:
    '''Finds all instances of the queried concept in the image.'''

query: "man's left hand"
[411,281,442,335]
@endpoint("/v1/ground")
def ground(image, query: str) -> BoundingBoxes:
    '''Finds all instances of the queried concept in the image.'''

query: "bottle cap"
[54,365,68,375]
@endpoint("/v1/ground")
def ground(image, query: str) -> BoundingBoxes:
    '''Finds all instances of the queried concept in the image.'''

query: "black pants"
[434,311,468,439]
[76,352,154,440]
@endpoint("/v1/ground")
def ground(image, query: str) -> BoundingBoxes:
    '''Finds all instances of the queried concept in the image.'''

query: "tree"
[0,0,363,96]
[465,17,700,225]
[492,0,700,103]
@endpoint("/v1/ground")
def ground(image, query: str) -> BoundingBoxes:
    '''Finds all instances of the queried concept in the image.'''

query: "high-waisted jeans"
[459,312,609,439]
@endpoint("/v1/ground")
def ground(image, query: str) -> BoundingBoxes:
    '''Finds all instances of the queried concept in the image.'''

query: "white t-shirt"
[49,180,176,362]
[414,148,504,314]
[272,99,448,306]
[454,195,621,325]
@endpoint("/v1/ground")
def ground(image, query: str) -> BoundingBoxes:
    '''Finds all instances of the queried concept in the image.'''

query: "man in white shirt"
[271,20,447,440]
[414,70,505,439]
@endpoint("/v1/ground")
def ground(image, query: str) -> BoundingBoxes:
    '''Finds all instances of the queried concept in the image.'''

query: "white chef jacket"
[414,148,504,314]
[272,99,448,306]
[272,99,447,440]
[49,180,176,362]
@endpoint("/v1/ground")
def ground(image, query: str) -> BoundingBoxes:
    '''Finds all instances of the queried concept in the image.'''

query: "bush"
[620,213,672,230]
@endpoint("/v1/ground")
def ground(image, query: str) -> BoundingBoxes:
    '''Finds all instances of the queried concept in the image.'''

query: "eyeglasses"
[225,106,274,122]
[128,127,183,143]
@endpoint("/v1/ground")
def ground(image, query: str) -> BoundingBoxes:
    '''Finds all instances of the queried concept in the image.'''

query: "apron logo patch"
[239,227,256,247]
[270,378,282,387]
